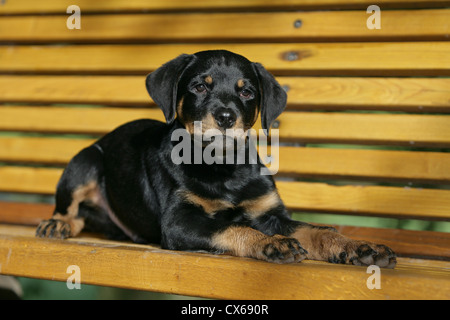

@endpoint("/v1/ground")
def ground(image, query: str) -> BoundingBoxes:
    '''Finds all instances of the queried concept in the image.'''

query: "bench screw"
[294,19,302,28]
[285,51,299,61]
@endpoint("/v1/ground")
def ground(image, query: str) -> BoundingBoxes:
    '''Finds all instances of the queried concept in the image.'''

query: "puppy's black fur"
[36,50,396,267]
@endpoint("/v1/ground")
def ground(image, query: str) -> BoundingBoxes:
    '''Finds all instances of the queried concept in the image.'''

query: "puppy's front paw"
[348,243,397,269]
[328,241,397,268]
[258,235,308,264]
[36,219,71,239]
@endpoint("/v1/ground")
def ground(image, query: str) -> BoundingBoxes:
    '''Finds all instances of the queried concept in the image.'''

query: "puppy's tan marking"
[205,75,213,84]
[239,190,281,219]
[202,113,221,132]
[178,190,234,215]
[237,79,245,88]
[212,226,270,258]
[176,96,184,119]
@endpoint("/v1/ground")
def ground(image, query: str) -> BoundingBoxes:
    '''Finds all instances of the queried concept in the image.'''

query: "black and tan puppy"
[36,50,396,268]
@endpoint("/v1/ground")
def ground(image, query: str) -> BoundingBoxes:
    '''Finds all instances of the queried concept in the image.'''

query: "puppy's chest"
[177,188,281,220]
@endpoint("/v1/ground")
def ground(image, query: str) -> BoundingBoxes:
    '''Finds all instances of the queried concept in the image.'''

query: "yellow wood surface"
[278,182,450,220]
[1,136,449,184]
[277,112,450,147]
[0,106,164,134]
[278,147,450,183]
[0,42,448,76]
[1,76,449,112]
[1,106,449,147]
[1,0,449,14]
[1,166,449,220]
[0,225,448,300]
[1,10,448,42]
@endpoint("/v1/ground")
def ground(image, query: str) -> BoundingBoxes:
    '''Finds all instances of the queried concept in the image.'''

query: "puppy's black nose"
[214,108,237,129]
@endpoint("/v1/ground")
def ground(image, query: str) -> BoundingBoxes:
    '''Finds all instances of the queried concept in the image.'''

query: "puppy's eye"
[239,89,253,99]
[194,84,207,93]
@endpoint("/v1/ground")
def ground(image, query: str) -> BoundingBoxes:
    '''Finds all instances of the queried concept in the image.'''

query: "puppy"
[36,50,396,268]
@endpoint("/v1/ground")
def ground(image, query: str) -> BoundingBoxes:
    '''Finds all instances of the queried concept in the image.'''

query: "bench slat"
[1,106,449,147]
[278,182,450,220]
[1,137,449,183]
[1,204,447,260]
[279,112,450,147]
[1,76,449,112]
[1,42,448,76]
[0,225,448,299]
[2,0,449,14]
[1,166,449,220]
[279,147,450,184]
[1,10,448,43]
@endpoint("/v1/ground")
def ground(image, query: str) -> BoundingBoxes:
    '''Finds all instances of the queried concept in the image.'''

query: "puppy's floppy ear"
[253,63,287,134]
[146,54,193,123]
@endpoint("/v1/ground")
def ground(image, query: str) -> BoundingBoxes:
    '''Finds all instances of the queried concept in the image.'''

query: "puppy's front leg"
[161,201,306,263]
[212,226,307,263]
[289,225,397,268]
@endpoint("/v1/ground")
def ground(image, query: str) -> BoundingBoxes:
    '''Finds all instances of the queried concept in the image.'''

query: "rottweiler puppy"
[36,50,396,268]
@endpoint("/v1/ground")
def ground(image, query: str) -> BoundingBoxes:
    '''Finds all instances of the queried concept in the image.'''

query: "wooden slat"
[277,181,450,220]
[0,225,449,299]
[283,77,450,112]
[278,112,450,147]
[278,147,450,184]
[1,137,449,184]
[1,202,448,260]
[0,137,95,165]
[1,0,449,14]
[0,106,165,135]
[1,166,449,220]
[1,76,449,112]
[0,166,61,195]
[1,10,449,43]
[1,106,450,147]
[0,42,448,76]
[0,202,53,225]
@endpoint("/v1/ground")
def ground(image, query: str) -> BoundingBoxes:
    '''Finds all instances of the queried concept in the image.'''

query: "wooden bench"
[0,0,449,299]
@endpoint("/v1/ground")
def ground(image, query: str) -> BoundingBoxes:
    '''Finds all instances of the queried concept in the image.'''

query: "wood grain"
[278,147,450,183]
[0,224,448,299]
[277,112,450,147]
[277,181,450,220]
[0,76,449,112]
[1,10,448,43]
[0,42,448,76]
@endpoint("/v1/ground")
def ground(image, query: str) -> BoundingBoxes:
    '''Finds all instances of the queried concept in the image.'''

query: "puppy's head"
[146,50,287,137]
